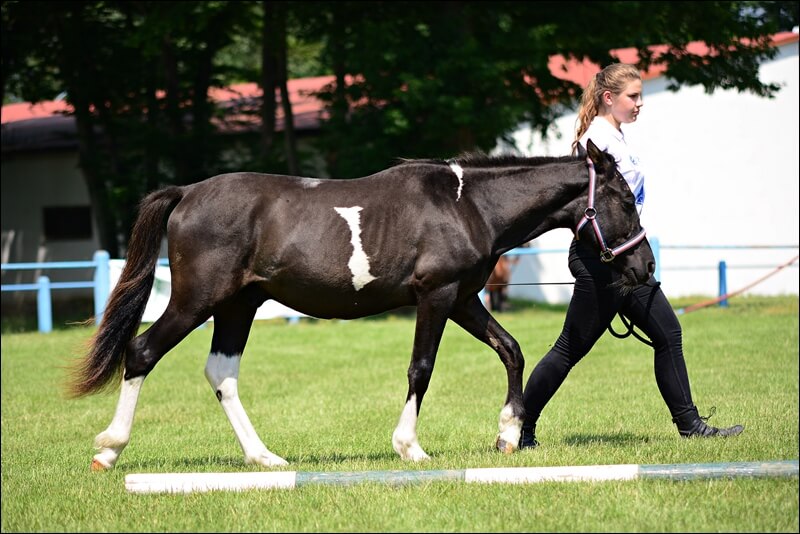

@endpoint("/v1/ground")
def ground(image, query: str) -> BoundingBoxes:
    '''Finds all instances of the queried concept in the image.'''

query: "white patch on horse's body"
[92,375,144,470]
[299,177,322,188]
[392,395,430,461]
[334,206,377,291]
[205,352,288,467]
[449,162,464,201]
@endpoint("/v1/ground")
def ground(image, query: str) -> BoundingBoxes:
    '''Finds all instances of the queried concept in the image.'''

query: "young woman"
[519,63,743,449]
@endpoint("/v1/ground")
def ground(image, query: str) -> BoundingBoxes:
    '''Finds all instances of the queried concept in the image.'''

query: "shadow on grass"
[123,450,400,472]
[121,455,246,472]
[562,432,653,447]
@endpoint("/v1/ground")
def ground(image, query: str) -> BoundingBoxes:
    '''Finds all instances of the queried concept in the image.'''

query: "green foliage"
[2,1,257,256]
[1,296,798,532]
[310,1,799,176]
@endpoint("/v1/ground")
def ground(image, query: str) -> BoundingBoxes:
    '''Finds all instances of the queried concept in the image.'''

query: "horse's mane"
[393,151,579,169]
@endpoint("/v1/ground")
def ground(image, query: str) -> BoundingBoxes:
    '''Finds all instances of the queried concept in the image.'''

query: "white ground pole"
[125,460,798,494]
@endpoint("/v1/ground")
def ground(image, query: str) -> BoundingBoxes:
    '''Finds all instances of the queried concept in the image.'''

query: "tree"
[3,2,142,256]
[2,1,253,257]
[302,1,798,177]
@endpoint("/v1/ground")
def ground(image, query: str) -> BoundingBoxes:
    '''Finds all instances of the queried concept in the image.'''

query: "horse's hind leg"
[449,294,524,454]
[205,290,288,467]
[91,375,145,470]
[92,304,209,470]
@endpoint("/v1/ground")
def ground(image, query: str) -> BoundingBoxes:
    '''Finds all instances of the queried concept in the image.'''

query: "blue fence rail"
[1,250,111,333]
[3,241,798,333]
[652,241,799,309]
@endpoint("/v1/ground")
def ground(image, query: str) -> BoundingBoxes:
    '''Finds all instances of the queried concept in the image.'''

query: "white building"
[503,31,799,303]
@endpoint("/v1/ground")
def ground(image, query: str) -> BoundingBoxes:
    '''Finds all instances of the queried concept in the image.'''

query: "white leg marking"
[392,395,430,461]
[205,352,288,467]
[334,206,377,291]
[496,403,522,454]
[449,162,464,201]
[92,375,144,470]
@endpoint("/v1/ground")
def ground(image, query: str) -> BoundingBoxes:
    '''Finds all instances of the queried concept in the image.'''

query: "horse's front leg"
[449,294,525,454]
[392,285,456,461]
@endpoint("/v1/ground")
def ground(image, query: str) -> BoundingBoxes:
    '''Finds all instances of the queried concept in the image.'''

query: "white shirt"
[579,117,645,214]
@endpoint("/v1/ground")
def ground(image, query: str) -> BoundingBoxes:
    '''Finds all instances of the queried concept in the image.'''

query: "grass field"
[2,295,798,532]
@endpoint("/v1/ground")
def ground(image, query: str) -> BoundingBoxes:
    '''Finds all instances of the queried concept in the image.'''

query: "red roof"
[0,76,336,127]
[2,98,72,124]
[3,31,796,126]
[549,30,798,87]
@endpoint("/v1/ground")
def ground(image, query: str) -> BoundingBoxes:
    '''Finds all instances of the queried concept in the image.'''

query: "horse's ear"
[585,138,613,174]
[576,142,587,159]
[585,138,601,162]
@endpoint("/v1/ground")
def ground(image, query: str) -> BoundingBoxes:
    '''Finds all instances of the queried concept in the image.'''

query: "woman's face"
[604,78,643,124]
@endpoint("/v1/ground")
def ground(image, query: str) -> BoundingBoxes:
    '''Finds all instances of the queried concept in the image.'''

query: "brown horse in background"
[485,254,520,311]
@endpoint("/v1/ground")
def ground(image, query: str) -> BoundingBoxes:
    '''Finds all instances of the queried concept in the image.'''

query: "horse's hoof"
[495,437,517,455]
[90,458,110,471]
[246,452,289,468]
[393,442,431,462]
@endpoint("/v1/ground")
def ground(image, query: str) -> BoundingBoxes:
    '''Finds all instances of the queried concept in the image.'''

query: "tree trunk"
[161,34,189,185]
[325,7,349,176]
[275,4,298,175]
[261,0,278,159]
[72,98,120,258]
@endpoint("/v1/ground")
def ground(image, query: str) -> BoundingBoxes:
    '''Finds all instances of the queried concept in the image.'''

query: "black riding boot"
[673,407,744,438]
[519,425,539,449]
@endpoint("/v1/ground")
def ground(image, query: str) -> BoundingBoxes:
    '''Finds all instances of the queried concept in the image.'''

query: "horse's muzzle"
[624,259,656,288]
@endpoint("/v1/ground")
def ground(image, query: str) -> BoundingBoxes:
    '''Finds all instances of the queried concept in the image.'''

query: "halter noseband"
[575,157,647,263]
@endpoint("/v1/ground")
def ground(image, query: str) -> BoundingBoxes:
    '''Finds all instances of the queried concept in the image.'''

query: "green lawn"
[2,295,798,532]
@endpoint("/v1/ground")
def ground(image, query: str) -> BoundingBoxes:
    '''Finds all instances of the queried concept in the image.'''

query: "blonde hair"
[572,63,641,153]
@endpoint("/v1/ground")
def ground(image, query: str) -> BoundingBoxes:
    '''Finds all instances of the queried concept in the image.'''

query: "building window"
[43,206,93,240]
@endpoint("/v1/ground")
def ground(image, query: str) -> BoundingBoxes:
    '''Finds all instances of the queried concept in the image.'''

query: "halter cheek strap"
[575,157,647,263]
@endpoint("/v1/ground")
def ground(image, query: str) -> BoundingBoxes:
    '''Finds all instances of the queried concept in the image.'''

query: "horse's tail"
[68,186,184,398]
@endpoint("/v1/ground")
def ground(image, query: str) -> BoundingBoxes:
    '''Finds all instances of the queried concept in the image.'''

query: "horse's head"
[575,139,656,288]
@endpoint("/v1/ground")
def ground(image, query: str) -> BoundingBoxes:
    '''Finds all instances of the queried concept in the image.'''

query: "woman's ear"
[602,90,613,107]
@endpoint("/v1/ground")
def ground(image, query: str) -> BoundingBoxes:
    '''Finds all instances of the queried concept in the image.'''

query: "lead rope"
[606,279,660,347]
[607,312,654,347]
[700,405,717,423]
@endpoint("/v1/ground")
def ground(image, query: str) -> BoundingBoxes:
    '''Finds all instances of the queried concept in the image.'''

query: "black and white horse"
[70,139,654,470]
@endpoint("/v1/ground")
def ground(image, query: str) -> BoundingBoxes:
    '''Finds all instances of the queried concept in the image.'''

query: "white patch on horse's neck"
[334,206,377,291]
[299,177,322,188]
[449,162,464,201]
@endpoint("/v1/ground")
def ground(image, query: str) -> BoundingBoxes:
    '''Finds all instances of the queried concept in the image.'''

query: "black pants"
[521,239,698,430]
